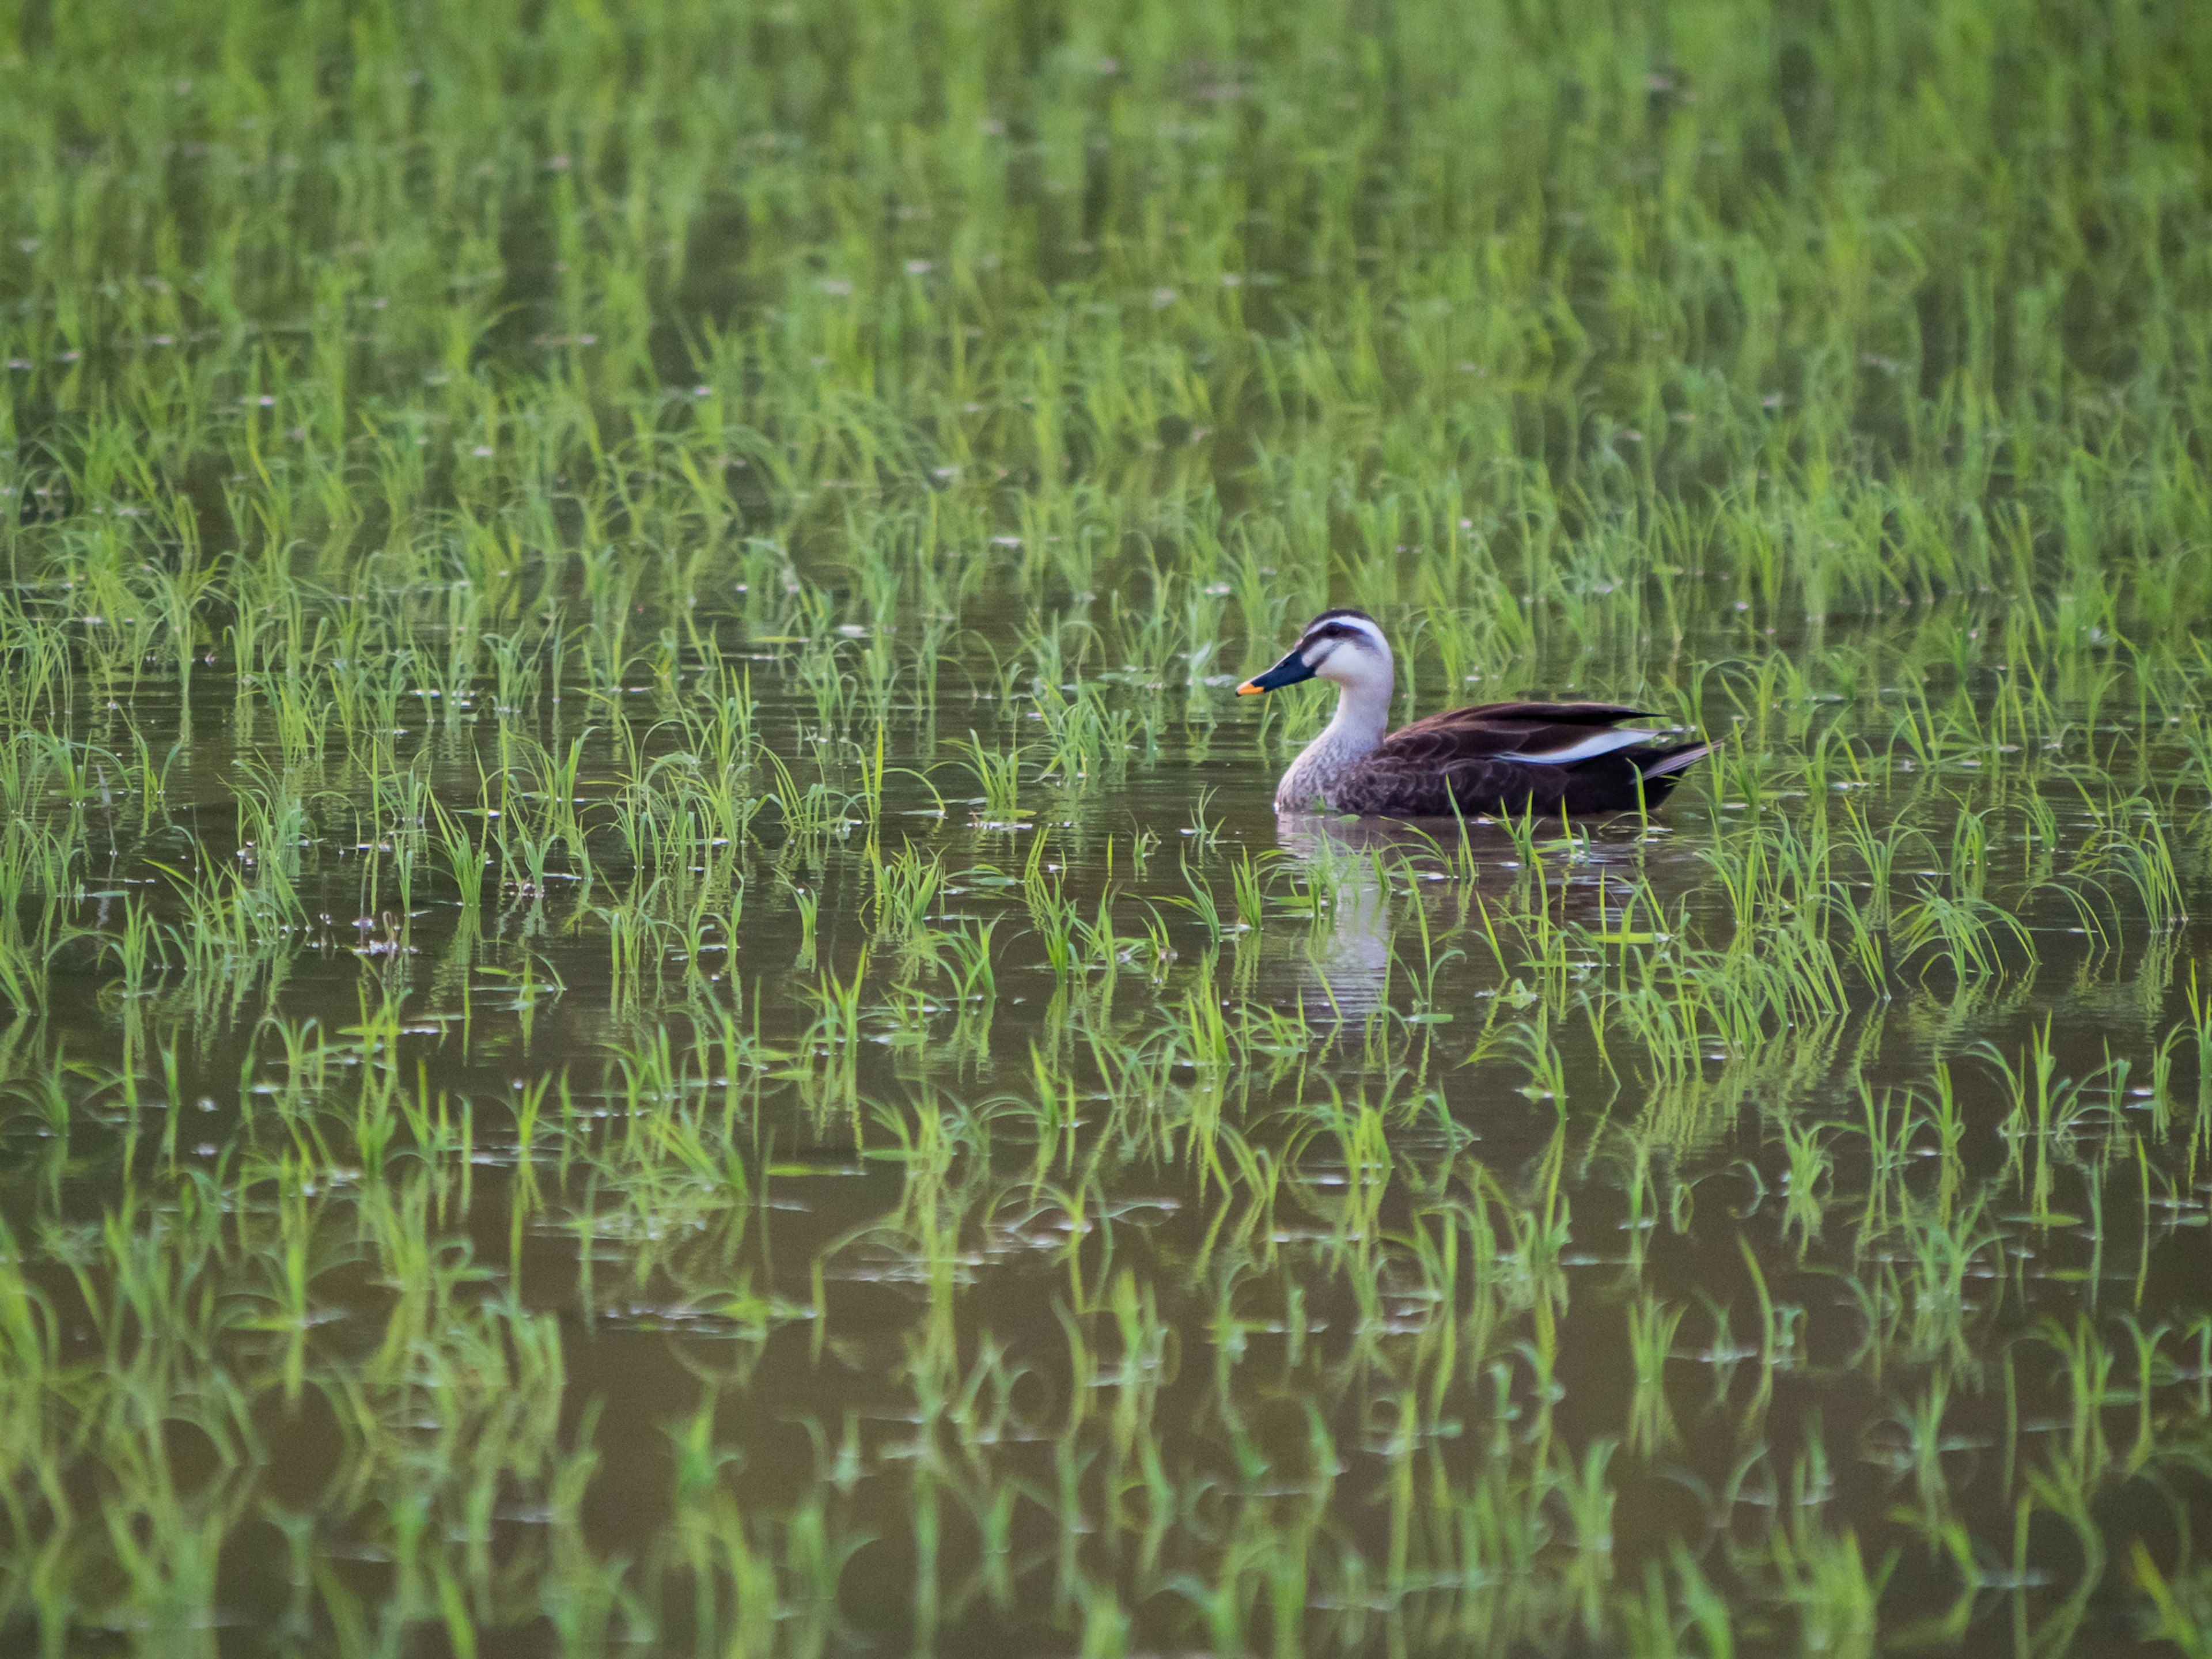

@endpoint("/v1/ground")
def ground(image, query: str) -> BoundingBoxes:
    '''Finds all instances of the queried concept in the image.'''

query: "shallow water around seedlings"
[3,2,2212,1656]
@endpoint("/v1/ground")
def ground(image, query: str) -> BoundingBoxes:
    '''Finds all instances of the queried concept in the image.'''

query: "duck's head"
[1237,609,1393,699]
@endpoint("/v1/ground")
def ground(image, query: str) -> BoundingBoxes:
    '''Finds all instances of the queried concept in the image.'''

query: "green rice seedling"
[950,733,1029,826]
[873,846,947,944]
[1763,1505,1890,1659]
[1558,1438,1620,1631]
[1775,1116,1835,1253]
[937,919,998,1007]
[431,801,487,914]
[1162,860,1232,942]
[1626,1296,1686,1457]
[1229,848,1270,934]
[99,895,165,1002]
[1033,683,1138,788]
[1891,889,2035,987]
[2134,1546,2212,1659]
[800,957,868,1054]
[2070,791,2188,931]
[1181,789,1225,857]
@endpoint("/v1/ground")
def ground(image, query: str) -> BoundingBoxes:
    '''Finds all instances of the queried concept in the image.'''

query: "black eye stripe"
[1300,622,1366,647]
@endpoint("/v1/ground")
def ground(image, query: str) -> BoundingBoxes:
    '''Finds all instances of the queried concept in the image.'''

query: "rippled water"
[9,619,2211,1656]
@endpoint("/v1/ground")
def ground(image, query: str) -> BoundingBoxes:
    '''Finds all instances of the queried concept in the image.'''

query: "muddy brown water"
[6,630,2210,1657]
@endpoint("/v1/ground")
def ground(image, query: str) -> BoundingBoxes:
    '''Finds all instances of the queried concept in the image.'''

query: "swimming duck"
[1237,609,1713,818]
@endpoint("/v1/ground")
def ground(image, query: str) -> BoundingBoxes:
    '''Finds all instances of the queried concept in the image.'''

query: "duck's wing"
[1375,700,1665,768]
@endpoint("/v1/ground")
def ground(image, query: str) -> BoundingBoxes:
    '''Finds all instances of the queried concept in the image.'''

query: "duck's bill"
[1237,650,1316,695]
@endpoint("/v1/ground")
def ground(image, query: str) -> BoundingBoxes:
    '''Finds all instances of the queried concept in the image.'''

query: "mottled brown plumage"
[1325,702,1711,818]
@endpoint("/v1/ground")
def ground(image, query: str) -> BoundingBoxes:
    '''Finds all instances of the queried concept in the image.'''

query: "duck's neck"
[1277,677,1393,810]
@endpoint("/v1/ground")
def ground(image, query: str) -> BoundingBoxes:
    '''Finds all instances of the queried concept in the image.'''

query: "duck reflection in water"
[1270,810,1668,1025]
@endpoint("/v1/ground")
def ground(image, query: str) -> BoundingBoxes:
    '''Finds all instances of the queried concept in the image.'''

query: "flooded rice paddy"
[4,0,2212,1654]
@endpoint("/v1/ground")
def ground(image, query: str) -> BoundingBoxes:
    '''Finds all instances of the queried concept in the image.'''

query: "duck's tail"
[1634,740,1715,782]
[1597,740,1715,811]
[1551,738,1714,815]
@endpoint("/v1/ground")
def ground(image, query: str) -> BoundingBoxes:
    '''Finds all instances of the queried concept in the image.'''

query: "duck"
[1237,609,1713,818]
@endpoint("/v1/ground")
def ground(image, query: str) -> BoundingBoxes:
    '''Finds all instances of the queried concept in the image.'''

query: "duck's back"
[1329,700,1707,818]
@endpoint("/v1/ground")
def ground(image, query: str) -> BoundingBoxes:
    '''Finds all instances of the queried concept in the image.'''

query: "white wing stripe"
[1506,729,1657,766]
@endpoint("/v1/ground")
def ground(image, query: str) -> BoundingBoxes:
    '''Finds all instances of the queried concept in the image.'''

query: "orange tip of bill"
[1236,680,1263,695]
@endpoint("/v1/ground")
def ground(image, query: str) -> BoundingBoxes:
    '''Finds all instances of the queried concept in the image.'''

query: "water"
[8,628,2210,1657]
